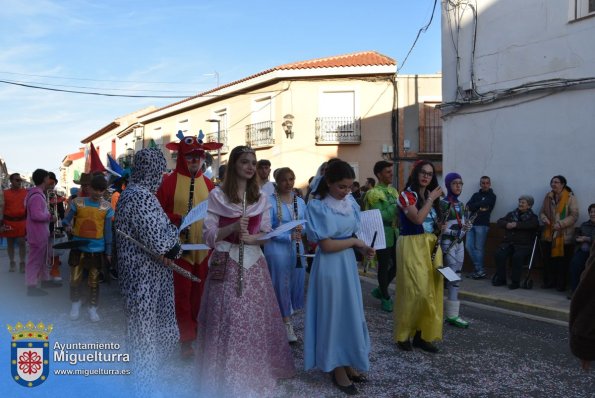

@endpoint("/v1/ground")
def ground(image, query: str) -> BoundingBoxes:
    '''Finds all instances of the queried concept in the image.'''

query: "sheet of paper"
[179,200,208,231]
[437,267,461,282]
[356,209,386,250]
[298,254,315,258]
[181,243,211,251]
[260,220,307,240]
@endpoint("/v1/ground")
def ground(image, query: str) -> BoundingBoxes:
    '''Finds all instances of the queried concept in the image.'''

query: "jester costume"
[156,130,222,354]
[439,172,470,328]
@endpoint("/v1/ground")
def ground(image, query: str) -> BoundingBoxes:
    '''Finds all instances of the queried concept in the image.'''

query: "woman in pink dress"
[196,145,295,397]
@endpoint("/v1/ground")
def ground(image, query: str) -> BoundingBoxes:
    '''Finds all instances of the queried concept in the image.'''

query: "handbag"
[209,251,229,281]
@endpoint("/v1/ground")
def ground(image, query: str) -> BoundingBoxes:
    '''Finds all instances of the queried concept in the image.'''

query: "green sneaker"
[446,316,469,328]
[371,287,382,300]
[381,298,393,312]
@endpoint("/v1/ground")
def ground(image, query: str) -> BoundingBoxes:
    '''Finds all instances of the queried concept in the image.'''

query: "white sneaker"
[285,322,298,343]
[53,276,63,282]
[88,306,100,322]
[70,301,82,321]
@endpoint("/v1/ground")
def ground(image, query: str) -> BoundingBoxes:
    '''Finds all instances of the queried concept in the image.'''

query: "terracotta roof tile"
[276,51,396,70]
[144,51,395,119]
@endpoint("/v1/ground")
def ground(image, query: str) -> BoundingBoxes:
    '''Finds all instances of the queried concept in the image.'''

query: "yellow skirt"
[393,233,443,343]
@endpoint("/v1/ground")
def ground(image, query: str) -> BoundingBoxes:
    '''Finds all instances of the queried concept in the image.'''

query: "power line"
[0,79,190,98]
[0,70,209,85]
[3,79,197,94]
[397,0,438,73]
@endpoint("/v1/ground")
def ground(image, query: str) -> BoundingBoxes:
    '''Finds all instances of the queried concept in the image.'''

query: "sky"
[0,0,442,178]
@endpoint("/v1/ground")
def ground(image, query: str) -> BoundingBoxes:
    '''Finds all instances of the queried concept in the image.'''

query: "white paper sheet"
[181,243,211,251]
[437,267,461,282]
[356,209,386,249]
[260,220,307,240]
[179,200,208,231]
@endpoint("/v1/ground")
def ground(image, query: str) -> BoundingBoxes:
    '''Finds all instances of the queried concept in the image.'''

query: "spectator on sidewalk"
[465,176,496,279]
[492,195,539,289]
[1,173,27,273]
[364,160,398,312]
[540,175,579,291]
[569,204,595,295]
[569,240,595,371]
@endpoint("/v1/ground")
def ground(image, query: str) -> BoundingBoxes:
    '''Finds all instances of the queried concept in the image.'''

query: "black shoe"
[412,335,439,353]
[397,340,413,351]
[98,272,105,284]
[331,373,358,395]
[40,280,62,288]
[109,268,118,280]
[508,282,520,290]
[27,286,48,296]
[492,279,506,287]
[347,372,368,383]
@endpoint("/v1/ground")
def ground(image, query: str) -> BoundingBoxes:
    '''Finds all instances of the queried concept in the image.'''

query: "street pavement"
[0,246,592,397]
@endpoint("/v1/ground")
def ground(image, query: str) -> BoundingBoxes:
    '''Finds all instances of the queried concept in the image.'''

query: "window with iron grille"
[418,103,442,154]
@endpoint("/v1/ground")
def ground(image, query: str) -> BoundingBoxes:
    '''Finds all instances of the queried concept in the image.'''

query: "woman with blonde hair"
[264,167,307,343]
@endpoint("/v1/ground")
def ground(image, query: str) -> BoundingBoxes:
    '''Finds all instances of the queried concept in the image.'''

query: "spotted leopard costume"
[114,148,183,396]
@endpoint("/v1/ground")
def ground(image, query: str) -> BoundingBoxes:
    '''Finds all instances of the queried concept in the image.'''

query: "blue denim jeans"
[466,226,489,273]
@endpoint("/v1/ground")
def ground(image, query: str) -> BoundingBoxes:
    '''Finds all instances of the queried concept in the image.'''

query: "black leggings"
[541,241,573,290]
[376,244,397,299]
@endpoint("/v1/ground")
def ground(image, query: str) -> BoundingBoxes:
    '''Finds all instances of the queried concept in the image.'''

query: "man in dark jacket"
[466,176,497,279]
[492,195,539,289]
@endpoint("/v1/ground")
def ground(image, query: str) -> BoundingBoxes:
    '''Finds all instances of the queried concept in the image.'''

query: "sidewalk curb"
[458,290,569,322]
[358,271,569,323]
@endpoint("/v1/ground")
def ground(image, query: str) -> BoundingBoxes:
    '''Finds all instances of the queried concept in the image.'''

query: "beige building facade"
[138,52,442,190]
[63,52,442,192]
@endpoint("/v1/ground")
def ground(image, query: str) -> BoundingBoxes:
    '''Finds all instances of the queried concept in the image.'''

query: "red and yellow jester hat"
[166,130,223,176]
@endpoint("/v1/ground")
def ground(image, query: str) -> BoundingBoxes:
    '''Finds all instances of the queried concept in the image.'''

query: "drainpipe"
[391,75,400,190]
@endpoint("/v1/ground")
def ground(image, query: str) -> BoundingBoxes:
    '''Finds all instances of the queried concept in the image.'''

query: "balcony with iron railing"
[205,129,229,154]
[315,117,361,144]
[245,121,275,148]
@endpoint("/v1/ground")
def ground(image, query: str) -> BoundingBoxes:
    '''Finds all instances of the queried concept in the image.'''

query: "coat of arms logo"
[7,321,53,387]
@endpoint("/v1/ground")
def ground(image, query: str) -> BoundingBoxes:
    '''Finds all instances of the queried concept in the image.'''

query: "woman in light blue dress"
[264,167,307,343]
[304,160,375,395]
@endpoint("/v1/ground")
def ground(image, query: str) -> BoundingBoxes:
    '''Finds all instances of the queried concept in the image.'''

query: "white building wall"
[441,0,595,222]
